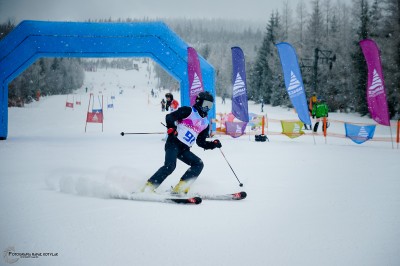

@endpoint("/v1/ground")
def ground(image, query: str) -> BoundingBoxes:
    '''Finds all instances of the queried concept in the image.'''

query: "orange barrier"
[261,116,265,135]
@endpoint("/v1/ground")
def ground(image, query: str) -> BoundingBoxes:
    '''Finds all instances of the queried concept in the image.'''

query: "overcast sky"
[0,0,324,24]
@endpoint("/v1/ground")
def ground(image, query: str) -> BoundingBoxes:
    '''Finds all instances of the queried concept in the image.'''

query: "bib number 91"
[183,131,195,144]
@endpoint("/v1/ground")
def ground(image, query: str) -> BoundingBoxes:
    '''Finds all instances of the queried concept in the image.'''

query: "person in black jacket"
[141,91,221,194]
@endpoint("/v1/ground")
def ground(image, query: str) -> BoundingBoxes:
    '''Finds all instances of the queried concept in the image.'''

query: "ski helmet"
[165,93,173,100]
[195,91,214,113]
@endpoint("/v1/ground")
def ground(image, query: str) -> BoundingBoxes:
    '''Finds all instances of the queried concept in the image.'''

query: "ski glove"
[167,128,177,136]
[213,139,222,149]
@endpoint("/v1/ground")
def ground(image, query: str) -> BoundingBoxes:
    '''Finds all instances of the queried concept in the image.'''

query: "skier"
[142,91,222,194]
[161,98,166,112]
[162,92,180,141]
[165,92,179,112]
[311,97,329,132]
[221,93,227,104]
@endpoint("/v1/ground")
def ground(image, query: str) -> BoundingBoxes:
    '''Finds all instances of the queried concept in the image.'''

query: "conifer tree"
[248,13,281,104]
[351,0,370,116]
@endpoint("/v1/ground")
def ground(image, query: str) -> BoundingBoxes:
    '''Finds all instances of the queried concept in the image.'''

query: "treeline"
[246,0,399,117]
[162,0,399,117]
[1,0,399,118]
[81,58,142,71]
[163,18,263,98]
[8,58,84,106]
[0,22,85,106]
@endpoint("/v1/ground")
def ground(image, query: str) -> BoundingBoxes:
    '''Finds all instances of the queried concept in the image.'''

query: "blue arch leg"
[0,84,8,140]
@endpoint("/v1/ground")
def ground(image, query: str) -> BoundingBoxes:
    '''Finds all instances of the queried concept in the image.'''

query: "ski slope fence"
[213,115,400,147]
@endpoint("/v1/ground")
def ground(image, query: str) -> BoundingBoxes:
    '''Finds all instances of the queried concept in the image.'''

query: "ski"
[167,197,202,204]
[198,191,247,201]
[110,192,202,205]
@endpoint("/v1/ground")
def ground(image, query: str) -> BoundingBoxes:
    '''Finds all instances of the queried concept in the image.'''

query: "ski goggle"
[201,100,213,112]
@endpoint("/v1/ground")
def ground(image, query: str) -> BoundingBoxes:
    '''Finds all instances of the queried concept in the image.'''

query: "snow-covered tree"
[350,0,370,116]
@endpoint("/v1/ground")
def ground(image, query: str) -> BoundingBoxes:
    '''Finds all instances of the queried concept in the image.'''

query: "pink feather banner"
[187,47,204,105]
[359,39,390,126]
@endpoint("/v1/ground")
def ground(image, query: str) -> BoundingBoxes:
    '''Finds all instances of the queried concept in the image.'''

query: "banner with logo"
[231,47,249,123]
[281,120,305,139]
[85,93,104,132]
[344,123,376,144]
[359,39,390,126]
[225,121,247,138]
[188,47,204,105]
[86,111,103,123]
[276,42,311,127]
[248,113,263,130]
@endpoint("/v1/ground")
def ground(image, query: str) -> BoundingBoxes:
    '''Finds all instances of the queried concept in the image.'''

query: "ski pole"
[218,148,243,187]
[120,132,163,136]
[121,122,168,136]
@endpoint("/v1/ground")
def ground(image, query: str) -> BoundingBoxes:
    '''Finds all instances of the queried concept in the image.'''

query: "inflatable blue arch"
[0,20,215,140]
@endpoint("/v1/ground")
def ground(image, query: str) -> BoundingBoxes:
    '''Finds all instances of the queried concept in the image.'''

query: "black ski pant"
[313,117,328,132]
[148,137,204,187]
[313,122,319,132]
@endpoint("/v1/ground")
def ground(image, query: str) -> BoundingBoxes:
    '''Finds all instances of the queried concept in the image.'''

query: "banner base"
[255,134,268,142]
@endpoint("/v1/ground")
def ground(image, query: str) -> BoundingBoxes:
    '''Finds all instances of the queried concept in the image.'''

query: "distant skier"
[142,91,222,194]
[161,98,166,112]
[165,92,179,112]
[221,93,227,104]
[162,92,180,141]
[311,97,329,132]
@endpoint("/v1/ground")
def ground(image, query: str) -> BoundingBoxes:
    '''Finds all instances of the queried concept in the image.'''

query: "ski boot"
[171,179,195,196]
[141,181,156,193]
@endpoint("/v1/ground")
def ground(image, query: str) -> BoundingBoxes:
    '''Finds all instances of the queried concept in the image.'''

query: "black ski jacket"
[166,106,216,150]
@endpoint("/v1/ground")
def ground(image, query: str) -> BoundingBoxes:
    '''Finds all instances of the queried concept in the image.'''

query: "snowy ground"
[1,62,400,266]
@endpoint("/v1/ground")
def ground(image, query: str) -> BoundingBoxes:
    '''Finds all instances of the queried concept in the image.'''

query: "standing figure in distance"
[311,97,329,132]
[161,98,166,112]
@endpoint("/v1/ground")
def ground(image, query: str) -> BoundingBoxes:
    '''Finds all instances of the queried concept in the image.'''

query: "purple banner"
[231,47,249,122]
[188,47,204,106]
[359,39,390,126]
[225,121,247,138]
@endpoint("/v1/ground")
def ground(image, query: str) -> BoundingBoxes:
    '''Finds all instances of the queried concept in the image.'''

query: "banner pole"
[220,114,223,132]
[85,93,92,133]
[388,122,394,149]
[262,116,265,135]
[397,119,400,149]
[102,94,104,132]
[312,118,316,145]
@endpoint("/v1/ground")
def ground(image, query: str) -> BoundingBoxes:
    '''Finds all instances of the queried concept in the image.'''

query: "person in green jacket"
[311,97,329,132]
